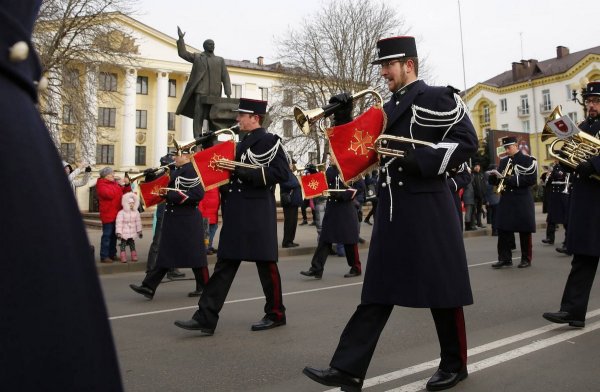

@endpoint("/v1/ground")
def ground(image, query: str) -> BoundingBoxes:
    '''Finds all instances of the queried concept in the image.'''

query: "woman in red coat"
[199,187,220,254]
[96,167,131,263]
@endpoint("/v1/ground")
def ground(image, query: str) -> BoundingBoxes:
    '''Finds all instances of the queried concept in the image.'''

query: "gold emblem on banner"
[348,129,374,156]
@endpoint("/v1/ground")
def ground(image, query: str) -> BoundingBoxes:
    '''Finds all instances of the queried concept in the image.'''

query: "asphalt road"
[102,228,600,392]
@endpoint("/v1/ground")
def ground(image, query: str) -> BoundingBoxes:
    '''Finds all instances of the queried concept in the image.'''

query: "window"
[283,119,293,137]
[60,143,76,163]
[568,111,579,124]
[519,95,529,115]
[501,124,509,130]
[98,107,116,127]
[136,110,147,129]
[135,146,146,166]
[566,84,573,100]
[541,89,552,112]
[522,120,530,133]
[500,98,507,112]
[96,144,114,164]
[168,112,176,130]
[62,105,75,124]
[260,87,269,101]
[232,84,242,98]
[98,72,117,91]
[168,79,177,97]
[136,76,148,95]
[308,151,317,164]
[482,104,490,124]
[283,90,293,106]
[64,68,79,88]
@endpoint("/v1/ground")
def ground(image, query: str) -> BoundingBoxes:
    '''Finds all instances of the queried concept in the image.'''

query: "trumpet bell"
[541,105,563,142]
[293,106,325,135]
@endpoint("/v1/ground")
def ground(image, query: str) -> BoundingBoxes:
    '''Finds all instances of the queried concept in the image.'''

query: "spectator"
[484,164,501,236]
[280,160,302,248]
[199,187,220,254]
[462,172,475,231]
[96,167,131,263]
[363,170,378,225]
[64,161,92,195]
[471,162,487,228]
[115,192,142,263]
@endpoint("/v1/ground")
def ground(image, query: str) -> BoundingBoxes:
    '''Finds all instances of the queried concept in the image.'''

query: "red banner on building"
[300,171,328,199]
[191,140,236,190]
[327,106,386,184]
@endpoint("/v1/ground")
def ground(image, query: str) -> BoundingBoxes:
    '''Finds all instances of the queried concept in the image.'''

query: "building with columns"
[463,45,600,166]
[49,13,286,208]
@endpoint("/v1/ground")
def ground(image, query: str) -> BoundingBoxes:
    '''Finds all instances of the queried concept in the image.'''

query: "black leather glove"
[143,168,155,175]
[488,175,500,186]
[85,166,92,172]
[235,167,257,183]
[400,150,421,176]
[575,160,595,178]
[329,92,353,126]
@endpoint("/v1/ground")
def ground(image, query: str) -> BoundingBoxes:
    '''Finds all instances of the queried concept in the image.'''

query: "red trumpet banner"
[138,174,170,208]
[327,106,386,184]
[300,171,328,199]
[191,140,236,190]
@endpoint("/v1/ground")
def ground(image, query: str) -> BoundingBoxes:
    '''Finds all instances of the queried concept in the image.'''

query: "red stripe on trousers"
[454,307,467,368]
[269,263,284,321]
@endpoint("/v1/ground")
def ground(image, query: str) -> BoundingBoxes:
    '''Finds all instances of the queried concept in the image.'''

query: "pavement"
[90,203,548,275]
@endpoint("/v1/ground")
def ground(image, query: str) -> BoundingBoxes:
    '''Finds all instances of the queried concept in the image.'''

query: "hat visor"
[370,54,406,65]
[232,108,255,113]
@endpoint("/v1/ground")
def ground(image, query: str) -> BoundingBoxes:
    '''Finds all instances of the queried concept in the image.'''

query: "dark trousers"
[498,230,532,263]
[310,242,361,274]
[560,254,599,321]
[119,238,136,252]
[100,222,117,259]
[364,199,378,222]
[330,304,467,378]
[193,95,219,138]
[487,204,498,233]
[282,205,299,245]
[474,199,485,226]
[192,259,286,330]
[143,266,209,292]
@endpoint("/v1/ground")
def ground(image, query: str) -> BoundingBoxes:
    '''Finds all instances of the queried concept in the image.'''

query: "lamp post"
[572,76,589,118]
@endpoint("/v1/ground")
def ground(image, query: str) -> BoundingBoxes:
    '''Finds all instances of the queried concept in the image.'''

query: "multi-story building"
[464,45,600,166]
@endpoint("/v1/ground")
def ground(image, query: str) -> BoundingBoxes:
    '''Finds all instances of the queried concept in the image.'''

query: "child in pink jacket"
[116,192,143,262]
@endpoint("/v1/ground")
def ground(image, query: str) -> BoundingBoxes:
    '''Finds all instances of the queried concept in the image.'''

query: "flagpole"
[457,0,467,93]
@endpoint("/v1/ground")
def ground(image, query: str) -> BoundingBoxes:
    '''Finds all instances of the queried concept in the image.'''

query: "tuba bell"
[293,89,382,134]
[541,105,600,181]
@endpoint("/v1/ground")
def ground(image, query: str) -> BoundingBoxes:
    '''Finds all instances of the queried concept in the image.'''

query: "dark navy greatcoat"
[447,162,471,221]
[495,151,537,233]
[156,162,207,268]
[319,165,359,244]
[217,128,289,262]
[547,163,571,225]
[1,1,122,390]
[362,80,478,308]
[566,120,600,256]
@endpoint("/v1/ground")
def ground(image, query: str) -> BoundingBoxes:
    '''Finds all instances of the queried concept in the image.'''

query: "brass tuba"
[541,106,600,181]
[293,89,382,134]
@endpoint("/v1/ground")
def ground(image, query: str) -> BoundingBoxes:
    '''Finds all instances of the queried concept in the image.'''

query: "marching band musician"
[543,162,571,252]
[129,145,209,299]
[1,1,122,389]
[488,137,537,269]
[175,98,289,335]
[446,162,471,232]
[303,36,478,392]
[543,81,600,328]
[300,153,362,280]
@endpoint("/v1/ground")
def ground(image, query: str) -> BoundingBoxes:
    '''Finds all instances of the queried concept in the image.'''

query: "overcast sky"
[134,0,599,91]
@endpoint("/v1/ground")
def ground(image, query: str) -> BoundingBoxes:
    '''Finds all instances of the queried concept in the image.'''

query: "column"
[180,74,194,140]
[120,68,137,169]
[83,64,98,165]
[153,71,169,166]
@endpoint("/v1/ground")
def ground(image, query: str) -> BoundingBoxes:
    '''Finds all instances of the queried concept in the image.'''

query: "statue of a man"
[175,26,232,137]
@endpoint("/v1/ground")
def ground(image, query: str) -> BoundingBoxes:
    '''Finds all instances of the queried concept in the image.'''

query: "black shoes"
[173,319,215,335]
[358,237,366,244]
[542,238,554,244]
[465,225,476,231]
[167,269,186,279]
[299,220,308,226]
[129,284,154,299]
[543,311,585,328]
[302,367,363,392]
[517,260,531,268]
[556,246,572,255]
[251,317,286,331]
[188,289,202,297]
[282,242,299,248]
[344,268,361,278]
[426,368,468,391]
[300,270,322,279]
[365,220,372,225]
[491,260,513,269]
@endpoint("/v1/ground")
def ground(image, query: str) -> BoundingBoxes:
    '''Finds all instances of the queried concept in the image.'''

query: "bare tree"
[33,0,139,164]
[274,0,413,165]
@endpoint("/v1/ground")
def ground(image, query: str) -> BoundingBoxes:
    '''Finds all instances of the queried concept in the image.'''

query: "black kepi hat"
[234,98,268,115]
[371,36,417,65]
[583,81,600,98]
[501,136,517,147]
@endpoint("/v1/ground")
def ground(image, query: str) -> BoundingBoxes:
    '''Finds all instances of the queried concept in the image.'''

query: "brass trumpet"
[293,89,383,134]
[541,106,600,181]
[173,125,240,154]
[371,135,435,158]
[495,158,514,194]
[128,163,172,182]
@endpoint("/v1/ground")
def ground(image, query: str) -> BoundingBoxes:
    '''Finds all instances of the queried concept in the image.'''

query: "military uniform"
[446,162,471,231]
[301,165,361,278]
[544,95,600,327]
[176,99,289,333]
[0,1,122,389]
[492,148,537,267]
[545,163,571,245]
